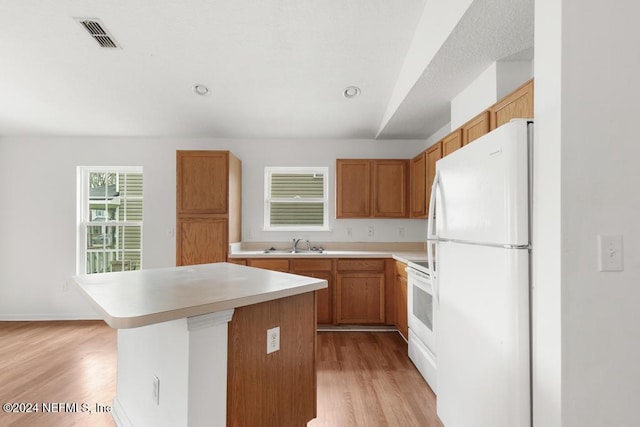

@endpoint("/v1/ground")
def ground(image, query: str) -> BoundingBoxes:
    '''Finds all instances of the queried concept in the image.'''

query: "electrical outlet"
[367,226,374,237]
[398,227,405,237]
[62,282,69,292]
[267,326,280,354]
[153,375,160,405]
[598,234,624,272]
[347,227,352,237]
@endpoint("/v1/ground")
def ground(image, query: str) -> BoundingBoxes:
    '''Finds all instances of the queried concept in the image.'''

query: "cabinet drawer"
[247,259,290,272]
[291,259,333,272]
[337,259,385,272]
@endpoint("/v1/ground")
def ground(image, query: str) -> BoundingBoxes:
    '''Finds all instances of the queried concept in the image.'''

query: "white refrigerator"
[427,120,532,427]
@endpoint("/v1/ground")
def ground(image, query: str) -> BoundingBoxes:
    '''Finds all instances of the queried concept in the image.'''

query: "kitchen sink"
[262,248,324,254]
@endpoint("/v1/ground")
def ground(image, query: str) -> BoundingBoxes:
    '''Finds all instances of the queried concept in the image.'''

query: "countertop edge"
[71,264,327,329]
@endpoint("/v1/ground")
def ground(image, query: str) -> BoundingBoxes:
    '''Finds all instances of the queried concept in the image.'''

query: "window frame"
[77,166,144,275]
[263,166,330,231]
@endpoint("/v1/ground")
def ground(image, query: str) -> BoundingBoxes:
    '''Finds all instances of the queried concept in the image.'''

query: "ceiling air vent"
[76,18,120,49]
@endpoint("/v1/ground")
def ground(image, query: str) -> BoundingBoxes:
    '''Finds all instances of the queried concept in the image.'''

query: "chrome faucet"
[292,238,302,253]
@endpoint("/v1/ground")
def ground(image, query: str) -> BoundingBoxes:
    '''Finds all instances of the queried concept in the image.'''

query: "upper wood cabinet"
[336,159,371,218]
[336,159,409,218]
[462,111,490,146]
[410,151,427,218]
[425,142,442,210]
[372,160,409,218]
[411,142,442,219]
[176,150,241,266]
[490,79,534,130]
[442,129,463,156]
[177,151,230,215]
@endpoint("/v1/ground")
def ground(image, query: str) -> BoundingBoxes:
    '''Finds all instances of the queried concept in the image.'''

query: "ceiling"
[0,0,533,140]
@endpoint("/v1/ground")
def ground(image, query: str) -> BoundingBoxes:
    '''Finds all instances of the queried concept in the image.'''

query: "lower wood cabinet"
[335,259,387,325]
[395,261,408,340]
[291,259,333,325]
[246,258,290,272]
[229,257,395,327]
[336,273,385,324]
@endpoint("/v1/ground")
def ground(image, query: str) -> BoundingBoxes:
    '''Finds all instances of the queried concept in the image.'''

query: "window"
[264,167,329,231]
[77,167,143,274]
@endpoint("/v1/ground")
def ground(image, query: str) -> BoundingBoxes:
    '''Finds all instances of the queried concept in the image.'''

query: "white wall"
[379,0,473,132]
[532,0,563,425]
[534,0,640,426]
[450,63,498,129]
[560,1,640,425]
[0,136,426,319]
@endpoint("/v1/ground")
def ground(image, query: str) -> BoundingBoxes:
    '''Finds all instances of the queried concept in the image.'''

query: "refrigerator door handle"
[427,170,440,303]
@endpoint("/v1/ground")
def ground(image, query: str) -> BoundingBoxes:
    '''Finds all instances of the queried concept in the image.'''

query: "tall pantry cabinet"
[176,151,242,266]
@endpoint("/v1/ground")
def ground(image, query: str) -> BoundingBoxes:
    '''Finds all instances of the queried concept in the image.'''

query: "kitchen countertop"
[70,262,327,329]
[229,242,427,263]
[228,247,427,264]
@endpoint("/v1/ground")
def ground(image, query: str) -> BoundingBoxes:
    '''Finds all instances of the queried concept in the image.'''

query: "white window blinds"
[265,167,329,230]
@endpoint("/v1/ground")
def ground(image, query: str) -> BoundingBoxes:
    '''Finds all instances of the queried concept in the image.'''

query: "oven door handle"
[427,170,440,304]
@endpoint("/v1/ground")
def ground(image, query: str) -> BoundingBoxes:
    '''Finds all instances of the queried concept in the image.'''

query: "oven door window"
[413,284,433,331]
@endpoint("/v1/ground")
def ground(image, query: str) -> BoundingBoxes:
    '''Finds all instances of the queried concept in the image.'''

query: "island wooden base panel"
[227,292,316,427]
[0,321,441,426]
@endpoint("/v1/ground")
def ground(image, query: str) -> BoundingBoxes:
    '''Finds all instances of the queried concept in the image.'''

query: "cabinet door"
[336,159,371,218]
[291,259,334,325]
[395,261,408,340]
[410,151,427,218]
[426,142,442,211]
[462,111,490,145]
[373,160,409,218]
[177,151,229,215]
[176,218,227,266]
[490,79,534,129]
[442,129,463,156]
[336,273,385,324]
[310,271,333,324]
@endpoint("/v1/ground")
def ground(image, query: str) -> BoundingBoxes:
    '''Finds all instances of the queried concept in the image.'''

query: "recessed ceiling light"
[192,84,210,96]
[343,86,361,99]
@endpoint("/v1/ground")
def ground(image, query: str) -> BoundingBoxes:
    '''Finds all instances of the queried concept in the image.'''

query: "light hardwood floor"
[310,331,441,427]
[0,322,441,426]
[0,321,117,427]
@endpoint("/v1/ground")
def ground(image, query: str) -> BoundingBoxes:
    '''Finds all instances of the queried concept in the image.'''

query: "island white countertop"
[70,262,328,329]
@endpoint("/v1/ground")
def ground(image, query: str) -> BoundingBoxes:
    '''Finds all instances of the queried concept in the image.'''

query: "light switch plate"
[598,234,624,272]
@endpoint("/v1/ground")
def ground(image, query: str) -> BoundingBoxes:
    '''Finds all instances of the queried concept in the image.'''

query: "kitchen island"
[71,262,327,427]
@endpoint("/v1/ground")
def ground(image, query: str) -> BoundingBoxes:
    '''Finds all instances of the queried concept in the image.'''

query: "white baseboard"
[0,313,102,321]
